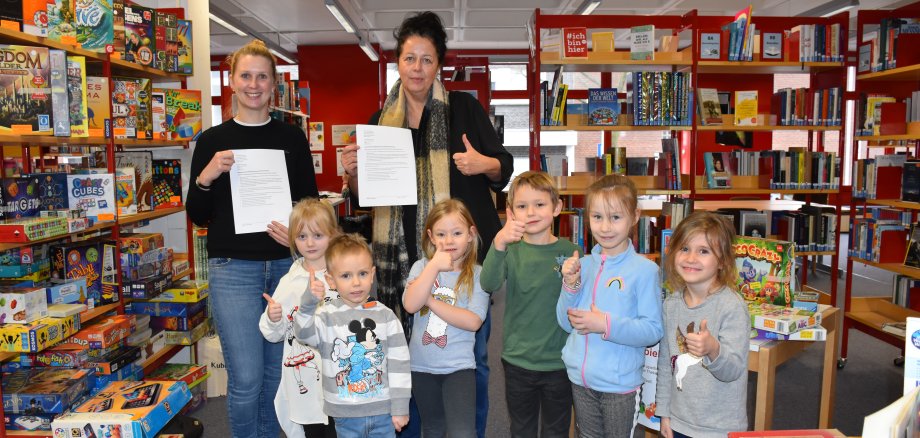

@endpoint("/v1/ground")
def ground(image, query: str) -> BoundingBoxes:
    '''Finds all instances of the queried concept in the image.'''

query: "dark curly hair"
[393,11,447,65]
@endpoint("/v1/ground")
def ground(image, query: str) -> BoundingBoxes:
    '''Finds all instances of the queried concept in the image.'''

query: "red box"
[67,315,136,349]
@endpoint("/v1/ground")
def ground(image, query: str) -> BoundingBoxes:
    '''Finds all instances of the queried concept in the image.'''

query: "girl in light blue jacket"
[557,174,664,438]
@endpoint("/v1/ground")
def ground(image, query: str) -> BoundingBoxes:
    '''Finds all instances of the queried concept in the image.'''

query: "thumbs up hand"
[567,303,607,335]
[308,268,326,300]
[452,133,488,176]
[561,250,581,290]
[495,206,526,251]
[263,293,283,323]
[685,319,719,360]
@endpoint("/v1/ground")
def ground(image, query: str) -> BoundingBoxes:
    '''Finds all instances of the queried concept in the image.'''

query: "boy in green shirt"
[481,171,581,438]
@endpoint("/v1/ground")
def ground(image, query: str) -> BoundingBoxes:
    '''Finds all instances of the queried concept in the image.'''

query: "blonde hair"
[288,198,341,258]
[664,211,738,294]
[421,199,479,299]
[226,39,277,82]
[508,171,560,207]
[584,174,638,224]
[325,233,374,273]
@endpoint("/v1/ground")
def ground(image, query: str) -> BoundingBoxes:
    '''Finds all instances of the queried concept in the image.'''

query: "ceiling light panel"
[467,0,561,8]
[355,0,455,10]
[466,10,532,27]
[372,11,454,29]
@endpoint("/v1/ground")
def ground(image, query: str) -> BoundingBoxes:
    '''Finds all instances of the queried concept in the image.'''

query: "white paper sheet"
[229,149,293,234]
[356,124,417,207]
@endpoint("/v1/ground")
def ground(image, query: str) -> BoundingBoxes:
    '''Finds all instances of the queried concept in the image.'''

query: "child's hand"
[263,293,282,323]
[430,247,454,272]
[660,417,672,438]
[685,319,719,360]
[567,304,607,335]
[308,268,325,300]
[392,415,409,431]
[561,250,581,289]
[494,207,525,251]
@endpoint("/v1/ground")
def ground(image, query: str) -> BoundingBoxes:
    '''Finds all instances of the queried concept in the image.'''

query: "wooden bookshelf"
[110,57,185,80]
[696,60,844,75]
[857,63,920,82]
[799,250,837,257]
[855,133,920,141]
[115,138,188,148]
[845,296,920,342]
[0,27,103,59]
[540,50,692,72]
[696,124,841,132]
[117,206,185,226]
[694,188,840,195]
[0,301,121,363]
[542,124,692,132]
[852,257,920,280]
[867,199,920,210]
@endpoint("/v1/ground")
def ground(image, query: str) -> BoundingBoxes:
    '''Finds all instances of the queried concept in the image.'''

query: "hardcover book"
[66,55,88,137]
[734,236,795,306]
[75,0,113,53]
[740,210,768,239]
[703,152,732,188]
[734,90,758,126]
[697,88,722,125]
[85,76,110,138]
[858,42,872,73]
[123,3,153,66]
[0,45,53,135]
[630,25,655,60]
[905,223,920,269]
[587,88,619,126]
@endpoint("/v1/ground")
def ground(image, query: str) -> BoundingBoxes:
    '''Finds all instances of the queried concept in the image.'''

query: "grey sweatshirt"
[655,285,750,437]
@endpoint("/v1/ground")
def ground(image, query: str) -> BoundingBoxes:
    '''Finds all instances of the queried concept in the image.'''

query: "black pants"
[502,359,572,438]
[303,417,337,438]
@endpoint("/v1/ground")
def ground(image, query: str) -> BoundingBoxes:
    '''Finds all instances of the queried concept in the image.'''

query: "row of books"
[789,22,845,63]
[858,17,920,73]
[772,87,843,126]
[852,155,920,201]
[849,216,908,264]
[702,149,840,190]
[3,1,194,74]
[856,94,918,137]
[892,275,920,312]
[721,5,754,62]
[628,71,694,126]
[712,207,837,253]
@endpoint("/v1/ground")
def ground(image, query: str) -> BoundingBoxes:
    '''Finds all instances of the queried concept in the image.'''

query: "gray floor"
[193,234,907,437]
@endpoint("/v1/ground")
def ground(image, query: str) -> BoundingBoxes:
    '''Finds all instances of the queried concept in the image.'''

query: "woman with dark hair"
[341,11,513,437]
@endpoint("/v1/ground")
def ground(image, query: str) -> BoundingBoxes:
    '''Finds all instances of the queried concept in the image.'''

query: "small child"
[402,199,490,437]
[655,211,750,438]
[260,198,339,438]
[557,174,664,437]
[480,170,581,438]
[293,233,411,437]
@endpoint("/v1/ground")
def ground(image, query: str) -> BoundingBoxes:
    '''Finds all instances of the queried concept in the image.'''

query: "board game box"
[734,236,796,306]
[147,364,207,387]
[75,0,114,53]
[115,166,136,216]
[123,3,153,67]
[0,45,53,135]
[0,313,80,353]
[152,159,181,209]
[176,18,192,75]
[161,88,201,140]
[50,239,118,307]
[2,175,42,218]
[748,302,823,335]
[31,172,69,211]
[0,216,68,243]
[114,151,153,212]
[149,280,208,303]
[53,380,192,438]
[47,0,77,45]
[0,285,48,323]
[50,48,69,137]
[67,173,115,221]
[24,342,91,368]
[67,314,135,349]
[2,368,92,414]
[111,0,124,59]
[112,76,152,139]
[85,76,110,137]
[23,0,50,36]
[127,298,207,318]
[66,55,88,137]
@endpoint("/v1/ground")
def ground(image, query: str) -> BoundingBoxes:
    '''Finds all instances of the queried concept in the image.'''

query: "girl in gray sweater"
[656,212,750,438]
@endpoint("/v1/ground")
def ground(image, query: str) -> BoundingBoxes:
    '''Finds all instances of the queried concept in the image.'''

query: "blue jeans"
[335,414,395,438]
[209,257,290,438]
[474,307,491,438]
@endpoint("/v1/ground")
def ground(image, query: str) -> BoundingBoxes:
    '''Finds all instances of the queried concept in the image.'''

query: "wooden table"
[749,306,839,430]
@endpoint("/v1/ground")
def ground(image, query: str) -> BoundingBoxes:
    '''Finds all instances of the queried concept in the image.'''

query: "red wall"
[297,45,382,192]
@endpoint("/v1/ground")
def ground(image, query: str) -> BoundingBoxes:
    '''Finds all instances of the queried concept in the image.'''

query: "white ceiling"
[207,0,916,58]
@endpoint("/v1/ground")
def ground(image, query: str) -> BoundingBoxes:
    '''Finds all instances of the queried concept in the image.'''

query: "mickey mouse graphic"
[331,318,384,395]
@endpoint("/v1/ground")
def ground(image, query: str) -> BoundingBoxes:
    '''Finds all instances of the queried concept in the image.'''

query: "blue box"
[1,176,41,219]
[45,277,88,304]
[90,362,143,394]
[1,368,93,414]
[29,172,69,211]
[127,298,207,318]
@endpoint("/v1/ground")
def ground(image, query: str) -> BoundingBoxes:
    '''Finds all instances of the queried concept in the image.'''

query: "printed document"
[230,149,293,234]
[356,124,417,206]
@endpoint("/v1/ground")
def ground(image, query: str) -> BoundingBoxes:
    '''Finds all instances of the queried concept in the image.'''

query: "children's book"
[587,88,619,126]
[75,0,113,53]
[630,25,655,60]
[740,210,768,239]
[176,19,193,75]
[734,90,758,126]
[703,152,732,188]
[115,167,136,216]
[66,55,88,137]
[152,159,181,209]
[123,3,154,66]
[85,76,110,138]
[0,45,53,135]
[734,236,795,306]
[697,88,722,125]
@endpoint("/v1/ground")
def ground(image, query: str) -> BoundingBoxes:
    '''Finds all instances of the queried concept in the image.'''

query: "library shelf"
[857,63,920,82]
[115,139,188,149]
[845,296,920,346]
[696,124,841,132]
[695,61,844,75]
[541,124,692,132]
[117,206,185,227]
[539,51,692,72]
[867,199,920,210]
[854,133,920,141]
[693,188,840,195]
[0,221,115,252]
[141,344,185,376]
[0,27,102,59]
[798,250,837,257]
[851,257,920,280]
[109,58,186,80]
[0,301,122,363]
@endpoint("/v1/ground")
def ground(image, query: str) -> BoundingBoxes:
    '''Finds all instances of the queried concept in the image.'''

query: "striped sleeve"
[384,307,411,416]
[292,289,321,348]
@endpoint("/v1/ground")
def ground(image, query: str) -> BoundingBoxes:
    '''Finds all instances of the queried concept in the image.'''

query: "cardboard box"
[119,233,165,255]
[90,362,143,395]
[2,175,41,218]
[24,344,90,368]
[150,307,206,331]
[91,345,141,374]
[150,280,208,303]
[50,239,119,308]
[0,217,68,243]
[164,319,209,346]
[121,246,171,268]
[127,298,207,318]
[121,253,172,282]
[0,314,80,352]
[53,380,192,438]
[145,363,207,387]
[45,277,88,305]
[0,286,48,323]
[2,368,92,414]
[67,315,136,349]
[0,243,49,265]
[67,173,116,222]
[0,259,51,278]
[121,273,171,299]
[5,412,55,431]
